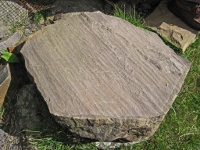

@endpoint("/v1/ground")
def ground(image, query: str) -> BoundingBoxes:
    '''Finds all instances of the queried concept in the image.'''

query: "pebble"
[24,28,32,35]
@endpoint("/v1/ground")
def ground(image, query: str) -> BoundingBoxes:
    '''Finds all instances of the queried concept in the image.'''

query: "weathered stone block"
[21,11,191,142]
[0,31,22,53]
[145,0,198,52]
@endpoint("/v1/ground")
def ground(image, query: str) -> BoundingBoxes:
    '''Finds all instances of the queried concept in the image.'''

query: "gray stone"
[145,0,199,52]
[24,29,32,35]
[21,11,191,142]
[0,31,22,53]
[0,129,22,150]
[9,84,42,136]
[0,1,29,26]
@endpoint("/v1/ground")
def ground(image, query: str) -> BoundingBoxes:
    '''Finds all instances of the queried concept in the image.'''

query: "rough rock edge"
[21,11,191,142]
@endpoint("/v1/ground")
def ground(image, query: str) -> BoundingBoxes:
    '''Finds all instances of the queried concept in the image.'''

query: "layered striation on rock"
[20,11,191,142]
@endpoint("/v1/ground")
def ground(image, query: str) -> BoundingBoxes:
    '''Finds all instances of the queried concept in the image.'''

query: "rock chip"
[0,31,22,53]
[145,0,198,52]
[21,11,191,142]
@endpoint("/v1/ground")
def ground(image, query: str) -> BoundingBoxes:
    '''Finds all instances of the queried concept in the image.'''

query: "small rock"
[0,31,22,53]
[145,0,198,52]
[53,13,63,21]
[24,28,32,35]
[0,129,22,150]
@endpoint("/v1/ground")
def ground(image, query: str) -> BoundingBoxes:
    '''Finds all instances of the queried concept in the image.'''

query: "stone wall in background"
[0,0,29,26]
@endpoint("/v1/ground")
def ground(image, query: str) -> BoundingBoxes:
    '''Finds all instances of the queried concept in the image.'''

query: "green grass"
[33,12,45,24]
[9,22,24,33]
[113,5,148,29]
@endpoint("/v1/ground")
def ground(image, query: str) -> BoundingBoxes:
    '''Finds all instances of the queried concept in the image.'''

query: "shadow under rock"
[49,0,104,15]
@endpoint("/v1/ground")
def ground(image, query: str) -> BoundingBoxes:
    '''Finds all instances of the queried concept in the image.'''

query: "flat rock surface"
[145,0,198,52]
[21,11,191,142]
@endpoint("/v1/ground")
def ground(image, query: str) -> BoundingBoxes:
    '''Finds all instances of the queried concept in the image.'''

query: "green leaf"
[1,51,19,63]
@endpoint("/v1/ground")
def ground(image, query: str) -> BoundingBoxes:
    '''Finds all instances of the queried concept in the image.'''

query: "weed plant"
[33,12,45,24]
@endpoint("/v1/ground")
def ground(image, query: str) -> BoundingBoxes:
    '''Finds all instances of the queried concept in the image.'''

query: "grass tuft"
[113,5,148,29]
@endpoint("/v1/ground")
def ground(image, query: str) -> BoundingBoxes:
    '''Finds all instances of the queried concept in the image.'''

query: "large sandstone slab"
[145,0,198,52]
[20,11,191,142]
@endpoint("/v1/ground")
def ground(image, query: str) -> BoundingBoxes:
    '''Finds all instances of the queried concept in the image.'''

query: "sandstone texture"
[145,0,198,52]
[21,11,191,142]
